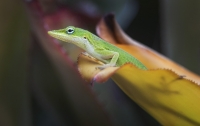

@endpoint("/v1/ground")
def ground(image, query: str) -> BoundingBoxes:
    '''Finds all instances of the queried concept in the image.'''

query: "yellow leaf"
[112,64,200,125]
[78,53,200,125]
[78,14,200,125]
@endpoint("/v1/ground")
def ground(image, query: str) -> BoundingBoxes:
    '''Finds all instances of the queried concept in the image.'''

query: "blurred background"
[0,0,199,126]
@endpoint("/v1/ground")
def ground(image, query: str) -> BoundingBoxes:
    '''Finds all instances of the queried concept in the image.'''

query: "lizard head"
[48,26,89,50]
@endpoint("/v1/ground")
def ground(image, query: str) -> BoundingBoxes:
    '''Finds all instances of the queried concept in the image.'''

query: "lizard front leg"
[94,49,119,69]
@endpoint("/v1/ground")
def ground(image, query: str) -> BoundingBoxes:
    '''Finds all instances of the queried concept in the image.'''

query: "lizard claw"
[96,64,116,70]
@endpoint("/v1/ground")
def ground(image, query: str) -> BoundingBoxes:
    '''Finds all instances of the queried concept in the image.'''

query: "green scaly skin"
[48,26,147,70]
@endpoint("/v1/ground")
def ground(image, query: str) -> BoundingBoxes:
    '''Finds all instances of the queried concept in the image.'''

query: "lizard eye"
[66,28,74,34]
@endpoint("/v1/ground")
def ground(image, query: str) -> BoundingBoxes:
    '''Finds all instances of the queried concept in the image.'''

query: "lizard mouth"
[48,31,59,39]
[48,31,68,42]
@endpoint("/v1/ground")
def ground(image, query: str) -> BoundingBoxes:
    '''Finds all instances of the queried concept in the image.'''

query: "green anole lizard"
[48,26,147,70]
